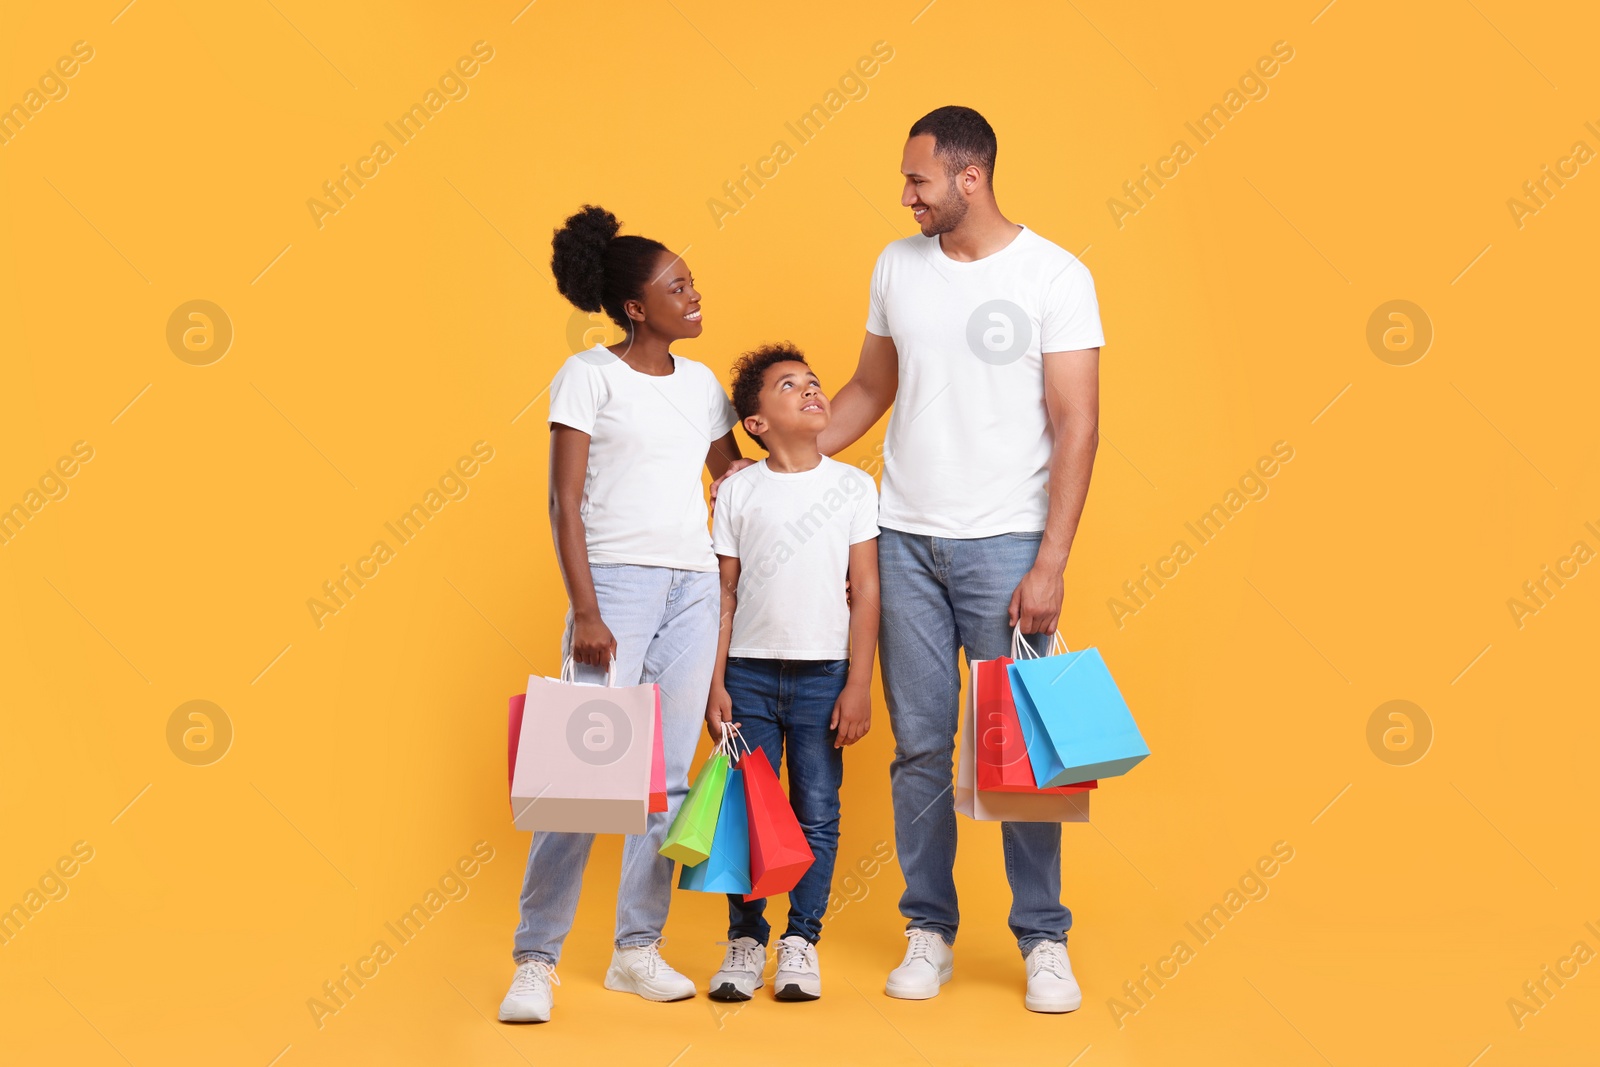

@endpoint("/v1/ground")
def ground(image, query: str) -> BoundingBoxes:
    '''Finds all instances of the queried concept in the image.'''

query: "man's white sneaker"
[498,959,559,1023]
[884,928,953,1000]
[708,936,766,1002]
[773,935,822,1001]
[604,940,696,1002]
[1024,940,1082,1013]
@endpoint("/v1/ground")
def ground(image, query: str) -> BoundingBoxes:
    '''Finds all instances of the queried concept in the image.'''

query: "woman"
[499,206,742,1024]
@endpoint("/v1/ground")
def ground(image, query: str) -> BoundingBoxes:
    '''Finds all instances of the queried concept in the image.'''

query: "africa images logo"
[566,699,631,766]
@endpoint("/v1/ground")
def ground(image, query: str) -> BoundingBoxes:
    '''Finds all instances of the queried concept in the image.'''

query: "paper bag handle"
[559,655,617,688]
[1011,624,1069,660]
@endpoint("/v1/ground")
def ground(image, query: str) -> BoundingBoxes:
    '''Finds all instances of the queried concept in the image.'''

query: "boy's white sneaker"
[604,941,696,1002]
[708,936,766,1002]
[498,959,559,1023]
[773,935,822,1001]
[1024,940,1082,1013]
[884,928,954,1000]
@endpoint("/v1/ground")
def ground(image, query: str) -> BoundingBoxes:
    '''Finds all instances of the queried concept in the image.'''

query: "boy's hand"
[830,682,871,747]
[706,685,735,742]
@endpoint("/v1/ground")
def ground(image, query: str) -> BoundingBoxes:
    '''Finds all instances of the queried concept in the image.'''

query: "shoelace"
[633,938,671,977]
[777,940,818,975]
[511,960,560,994]
[1030,942,1069,977]
[725,939,764,974]
[905,929,942,963]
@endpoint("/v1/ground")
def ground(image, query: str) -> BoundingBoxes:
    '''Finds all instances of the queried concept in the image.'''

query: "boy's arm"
[832,537,880,747]
[706,554,741,741]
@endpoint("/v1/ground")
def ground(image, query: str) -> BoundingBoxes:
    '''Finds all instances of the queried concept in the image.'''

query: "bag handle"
[717,721,752,762]
[1011,624,1069,661]
[559,655,617,688]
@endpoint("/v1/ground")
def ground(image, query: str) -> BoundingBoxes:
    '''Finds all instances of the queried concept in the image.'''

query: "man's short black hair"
[908,105,998,182]
[730,341,809,451]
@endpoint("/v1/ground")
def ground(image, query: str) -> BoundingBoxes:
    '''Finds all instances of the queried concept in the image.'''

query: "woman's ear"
[623,297,646,324]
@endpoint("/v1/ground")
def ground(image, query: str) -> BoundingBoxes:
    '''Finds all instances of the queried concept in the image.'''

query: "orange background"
[2,1,1597,1064]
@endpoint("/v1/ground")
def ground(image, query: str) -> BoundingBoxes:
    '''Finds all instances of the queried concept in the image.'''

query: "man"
[821,105,1103,1012]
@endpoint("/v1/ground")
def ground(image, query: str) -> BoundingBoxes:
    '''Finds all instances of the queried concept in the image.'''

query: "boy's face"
[744,360,829,445]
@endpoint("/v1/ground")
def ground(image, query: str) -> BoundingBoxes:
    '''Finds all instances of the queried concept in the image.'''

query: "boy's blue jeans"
[723,656,847,946]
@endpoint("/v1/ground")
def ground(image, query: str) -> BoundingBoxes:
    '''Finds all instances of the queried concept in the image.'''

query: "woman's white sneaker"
[1024,940,1082,1013]
[604,940,697,1002]
[884,929,954,1000]
[499,959,559,1023]
[773,936,822,1001]
[708,936,766,1002]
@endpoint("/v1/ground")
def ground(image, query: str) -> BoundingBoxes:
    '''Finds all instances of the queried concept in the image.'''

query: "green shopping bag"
[658,729,733,865]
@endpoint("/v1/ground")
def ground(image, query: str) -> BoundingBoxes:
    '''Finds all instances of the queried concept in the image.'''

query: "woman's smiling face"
[629,250,702,340]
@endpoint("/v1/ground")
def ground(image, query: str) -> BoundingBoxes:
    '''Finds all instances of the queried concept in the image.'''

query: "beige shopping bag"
[957,659,1091,824]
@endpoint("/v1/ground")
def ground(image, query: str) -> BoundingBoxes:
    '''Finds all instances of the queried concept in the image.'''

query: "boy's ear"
[742,413,767,439]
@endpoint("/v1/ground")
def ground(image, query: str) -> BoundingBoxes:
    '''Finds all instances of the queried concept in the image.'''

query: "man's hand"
[709,458,757,507]
[830,681,872,747]
[706,684,735,742]
[1008,564,1064,635]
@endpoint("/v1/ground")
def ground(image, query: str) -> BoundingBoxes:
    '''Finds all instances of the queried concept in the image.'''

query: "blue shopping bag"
[1007,631,1148,787]
[678,768,752,894]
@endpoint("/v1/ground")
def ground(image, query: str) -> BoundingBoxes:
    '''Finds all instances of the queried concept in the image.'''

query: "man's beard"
[920,187,968,236]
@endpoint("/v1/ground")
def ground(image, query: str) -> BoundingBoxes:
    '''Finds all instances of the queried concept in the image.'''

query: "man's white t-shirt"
[548,346,737,572]
[711,457,879,659]
[865,225,1105,538]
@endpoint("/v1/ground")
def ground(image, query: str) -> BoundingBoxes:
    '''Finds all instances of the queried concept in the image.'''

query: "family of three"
[499,105,1105,1023]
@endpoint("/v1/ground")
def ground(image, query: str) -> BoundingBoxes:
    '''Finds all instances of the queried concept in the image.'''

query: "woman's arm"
[705,430,744,482]
[550,424,615,667]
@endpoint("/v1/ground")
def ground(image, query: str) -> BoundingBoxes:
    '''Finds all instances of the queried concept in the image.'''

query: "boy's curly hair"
[730,342,809,451]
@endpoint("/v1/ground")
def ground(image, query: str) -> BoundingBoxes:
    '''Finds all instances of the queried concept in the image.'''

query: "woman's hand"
[570,609,617,668]
[705,685,735,742]
[709,458,757,508]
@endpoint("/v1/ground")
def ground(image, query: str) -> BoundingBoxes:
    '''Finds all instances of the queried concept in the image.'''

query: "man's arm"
[1009,348,1100,634]
[818,331,899,457]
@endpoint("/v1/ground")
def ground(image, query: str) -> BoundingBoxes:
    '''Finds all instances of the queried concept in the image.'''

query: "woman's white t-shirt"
[711,457,880,659]
[547,346,737,572]
[865,225,1105,538]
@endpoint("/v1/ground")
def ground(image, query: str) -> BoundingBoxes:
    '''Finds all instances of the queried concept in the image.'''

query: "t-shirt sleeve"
[865,247,892,337]
[706,368,738,439]
[1040,260,1106,354]
[547,357,603,433]
[710,477,741,557]
[849,472,880,544]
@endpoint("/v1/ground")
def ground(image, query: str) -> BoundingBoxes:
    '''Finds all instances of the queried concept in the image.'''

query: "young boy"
[705,342,880,1002]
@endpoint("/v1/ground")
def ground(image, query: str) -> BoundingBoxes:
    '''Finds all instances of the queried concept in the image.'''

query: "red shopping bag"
[974,658,1096,795]
[648,689,667,813]
[737,746,814,902]
[507,684,666,819]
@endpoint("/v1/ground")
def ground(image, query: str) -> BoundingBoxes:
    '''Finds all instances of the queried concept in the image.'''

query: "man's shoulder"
[876,233,937,266]
[1015,226,1090,274]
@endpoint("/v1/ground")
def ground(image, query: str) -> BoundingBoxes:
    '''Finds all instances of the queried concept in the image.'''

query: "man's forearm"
[818,378,887,457]
[1035,428,1097,574]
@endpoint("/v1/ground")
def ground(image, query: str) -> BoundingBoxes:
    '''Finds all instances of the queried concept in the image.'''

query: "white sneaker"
[1024,940,1082,1013]
[604,940,696,1002]
[773,935,822,1001]
[884,929,953,1000]
[708,936,766,1002]
[498,959,559,1023]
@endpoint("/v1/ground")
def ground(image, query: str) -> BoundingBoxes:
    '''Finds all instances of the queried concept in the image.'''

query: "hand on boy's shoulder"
[710,457,758,506]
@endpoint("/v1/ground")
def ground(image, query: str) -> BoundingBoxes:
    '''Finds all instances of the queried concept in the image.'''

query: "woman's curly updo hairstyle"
[550,205,670,332]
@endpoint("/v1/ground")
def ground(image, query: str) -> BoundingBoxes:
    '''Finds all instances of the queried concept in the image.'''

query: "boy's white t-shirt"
[547,346,737,572]
[865,225,1105,538]
[711,457,879,659]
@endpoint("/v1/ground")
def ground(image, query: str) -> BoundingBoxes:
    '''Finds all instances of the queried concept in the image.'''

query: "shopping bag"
[659,730,732,865]
[648,688,667,813]
[973,657,1097,795]
[739,742,814,901]
[509,660,657,833]
[678,768,752,894]
[1007,630,1148,787]
[510,677,666,819]
[958,654,1092,823]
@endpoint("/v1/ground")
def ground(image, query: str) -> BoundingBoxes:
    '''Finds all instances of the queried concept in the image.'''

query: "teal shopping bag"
[678,768,752,894]
[1007,635,1148,787]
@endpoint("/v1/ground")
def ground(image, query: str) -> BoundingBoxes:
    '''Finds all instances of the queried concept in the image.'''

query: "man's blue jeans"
[723,656,847,946]
[877,528,1072,956]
